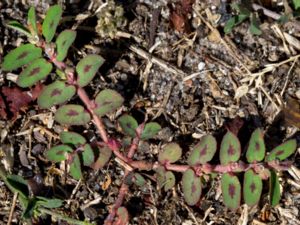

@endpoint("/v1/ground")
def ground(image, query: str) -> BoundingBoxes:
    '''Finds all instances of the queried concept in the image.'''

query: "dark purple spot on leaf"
[191,182,197,193]
[228,145,235,156]
[126,123,132,129]
[56,150,64,155]
[29,67,41,77]
[17,51,28,60]
[229,183,236,199]
[250,182,256,193]
[51,89,62,97]
[276,150,284,156]
[102,100,112,106]
[50,21,54,28]
[67,109,79,116]
[84,65,92,73]
[200,145,207,156]
[62,40,67,47]
[255,142,260,151]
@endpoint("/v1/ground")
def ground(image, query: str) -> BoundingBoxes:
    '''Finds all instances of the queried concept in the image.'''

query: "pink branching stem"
[127,137,138,159]
[77,88,108,143]
[39,40,109,144]
[104,126,144,224]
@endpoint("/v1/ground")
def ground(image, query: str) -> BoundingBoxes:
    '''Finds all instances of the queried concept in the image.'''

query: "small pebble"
[198,62,205,71]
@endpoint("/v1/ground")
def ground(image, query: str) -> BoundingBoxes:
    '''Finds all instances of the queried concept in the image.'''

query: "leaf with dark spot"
[158,143,182,164]
[221,173,241,210]
[182,168,202,206]
[55,104,91,125]
[188,134,217,165]
[94,89,124,117]
[220,131,241,165]
[118,114,138,137]
[140,122,161,140]
[243,169,262,206]
[60,131,86,146]
[246,128,265,163]
[266,139,297,161]
[17,58,52,88]
[38,81,76,108]
[45,144,73,162]
[76,54,105,87]
[42,5,62,42]
[55,29,76,61]
[2,44,42,71]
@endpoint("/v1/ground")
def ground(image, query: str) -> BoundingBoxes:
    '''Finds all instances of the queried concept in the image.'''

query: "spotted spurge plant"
[1,4,298,225]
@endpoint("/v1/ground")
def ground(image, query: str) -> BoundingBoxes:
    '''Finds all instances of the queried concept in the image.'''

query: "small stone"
[198,62,205,71]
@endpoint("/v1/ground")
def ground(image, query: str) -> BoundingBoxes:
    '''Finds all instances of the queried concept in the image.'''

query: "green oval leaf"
[246,128,266,163]
[141,122,161,140]
[269,170,281,206]
[220,131,241,165]
[17,58,52,88]
[28,7,38,35]
[158,143,182,164]
[249,14,262,35]
[7,21,32,37]
[36,197,63,209]
[2,44,42,71]
[55,104,91,126]
[182,169,202,206]
[45,144,73,162]
[60,131,86,146]
[37,81,76,108]
[221,173,241,210]
[92,146,112,170]
[118,114,138,137]
[116,207,129,225]
[243,169,262,206]
[266,139,297,161]
[224,14,248,34]
[94,89,124,117]
[156,166,176,191]
[132,173,146,187]
[55,29,76,61]
[76,54,105,87]
[6,175,29,198]
[69,153,82,180]
[188,134,217,165]
[42,5,63,42]
[82,144,95,167]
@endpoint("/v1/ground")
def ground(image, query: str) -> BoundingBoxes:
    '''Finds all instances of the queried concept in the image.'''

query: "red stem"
[77,87,108,143]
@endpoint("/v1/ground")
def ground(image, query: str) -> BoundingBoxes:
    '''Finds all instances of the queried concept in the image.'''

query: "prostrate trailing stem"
[0,4,298,225]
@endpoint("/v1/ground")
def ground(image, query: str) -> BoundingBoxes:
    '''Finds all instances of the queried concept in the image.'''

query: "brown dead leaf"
[170,0,195,33]
[225,117,244,136]
[102,174,112,190]
[2,86,32,120]
[0,95,7,119]
[0,84,43,121]
[283,96,300,128]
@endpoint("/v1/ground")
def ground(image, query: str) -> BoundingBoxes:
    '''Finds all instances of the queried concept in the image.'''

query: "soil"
[0,0,300,225]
